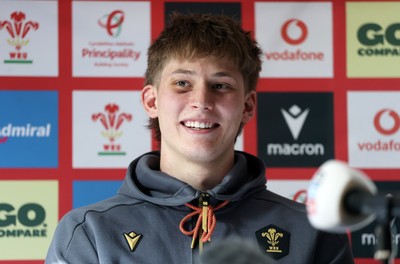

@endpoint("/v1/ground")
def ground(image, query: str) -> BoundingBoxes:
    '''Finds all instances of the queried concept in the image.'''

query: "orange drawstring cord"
[179,200,229,249]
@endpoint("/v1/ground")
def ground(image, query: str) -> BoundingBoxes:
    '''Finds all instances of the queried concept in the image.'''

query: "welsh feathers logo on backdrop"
[0,0,58,76]
[92,103,132,156]
[348,91,400,168]
[0,11,39,64]
[73,91,151,168]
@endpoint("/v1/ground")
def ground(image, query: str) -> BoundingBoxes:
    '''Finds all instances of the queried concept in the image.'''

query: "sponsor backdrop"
[0,0,399,263]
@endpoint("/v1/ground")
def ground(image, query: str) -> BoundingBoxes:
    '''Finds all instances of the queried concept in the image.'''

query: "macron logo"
[281,105,309,140]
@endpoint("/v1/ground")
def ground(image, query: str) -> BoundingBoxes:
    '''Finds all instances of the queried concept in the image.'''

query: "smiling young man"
[46,13,354,263]
[142,56,254,191]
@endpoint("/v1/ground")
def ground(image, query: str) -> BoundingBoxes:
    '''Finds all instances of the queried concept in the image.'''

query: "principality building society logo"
[98,10,124,37]
[92,103,132,156]
[0,11,39,64]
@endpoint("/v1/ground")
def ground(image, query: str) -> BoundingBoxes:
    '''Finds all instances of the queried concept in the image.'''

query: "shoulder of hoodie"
[252,188,306,214]
[57,194,142,228]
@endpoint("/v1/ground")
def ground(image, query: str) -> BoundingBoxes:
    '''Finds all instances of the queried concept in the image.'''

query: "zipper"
[195,192,210,252]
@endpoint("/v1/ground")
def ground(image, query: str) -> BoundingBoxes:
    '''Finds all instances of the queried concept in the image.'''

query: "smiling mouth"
[182,121,218,130]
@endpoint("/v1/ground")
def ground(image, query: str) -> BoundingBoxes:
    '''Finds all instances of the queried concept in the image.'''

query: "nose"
[191,85,213,110]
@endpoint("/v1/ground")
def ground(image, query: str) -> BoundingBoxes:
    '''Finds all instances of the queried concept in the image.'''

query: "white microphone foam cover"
[306,160,377,232]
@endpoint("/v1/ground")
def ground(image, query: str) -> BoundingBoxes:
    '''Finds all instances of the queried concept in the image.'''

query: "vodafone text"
[265,49,324,61]
[358,140,400,151]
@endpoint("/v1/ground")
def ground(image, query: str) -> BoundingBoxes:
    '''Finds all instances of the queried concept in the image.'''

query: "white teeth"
[184,121,214,129]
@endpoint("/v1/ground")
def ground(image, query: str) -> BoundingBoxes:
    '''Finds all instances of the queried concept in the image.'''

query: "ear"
[141,84,158,118]
[241,91,256,124]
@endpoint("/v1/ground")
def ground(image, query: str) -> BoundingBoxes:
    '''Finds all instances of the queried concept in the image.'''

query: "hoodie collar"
[118,151,266,206]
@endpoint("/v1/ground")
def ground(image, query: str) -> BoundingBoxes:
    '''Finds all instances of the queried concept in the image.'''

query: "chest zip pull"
[198,193,209,251]
[179,193,229,252]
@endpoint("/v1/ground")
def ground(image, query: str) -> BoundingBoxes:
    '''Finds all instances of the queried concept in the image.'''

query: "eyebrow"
[170,69,236,79]
[170,69,194,75]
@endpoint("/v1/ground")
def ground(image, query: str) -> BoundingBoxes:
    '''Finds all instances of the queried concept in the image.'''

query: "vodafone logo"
[292,189,307,203]
[374,109,400,135]
[356,108,400,153]
[281,19,308,45]
[98,10,125,37]
[264,18,324,63]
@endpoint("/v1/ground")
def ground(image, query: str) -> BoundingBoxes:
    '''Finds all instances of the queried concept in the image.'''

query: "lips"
[182,121,218,130]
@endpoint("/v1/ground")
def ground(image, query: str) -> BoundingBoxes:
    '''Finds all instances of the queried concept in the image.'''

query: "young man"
[46,13,354,263]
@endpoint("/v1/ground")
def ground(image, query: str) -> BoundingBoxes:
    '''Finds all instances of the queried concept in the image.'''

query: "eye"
[175,80,190,87]
[212,83,230,90]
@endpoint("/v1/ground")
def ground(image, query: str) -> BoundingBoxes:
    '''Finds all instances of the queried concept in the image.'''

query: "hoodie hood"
[118,151,266,206]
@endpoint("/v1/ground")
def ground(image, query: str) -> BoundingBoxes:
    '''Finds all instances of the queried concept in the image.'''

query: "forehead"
[161,56,242,76]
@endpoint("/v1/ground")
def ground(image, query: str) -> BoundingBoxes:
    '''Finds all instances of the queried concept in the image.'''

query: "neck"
[159,151,235,191]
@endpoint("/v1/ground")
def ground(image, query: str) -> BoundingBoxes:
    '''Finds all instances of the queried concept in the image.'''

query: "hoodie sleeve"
[314,231,354,264]
[45,212,99,264]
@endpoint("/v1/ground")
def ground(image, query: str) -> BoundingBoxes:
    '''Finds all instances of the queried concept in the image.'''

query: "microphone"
[306,160,378,233]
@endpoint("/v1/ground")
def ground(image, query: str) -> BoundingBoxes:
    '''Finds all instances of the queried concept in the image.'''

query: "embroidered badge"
[255,224,290,260]
[123,231,142,252]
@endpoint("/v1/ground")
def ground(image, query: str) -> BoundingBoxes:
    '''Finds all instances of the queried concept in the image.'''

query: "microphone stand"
[374,194,400,264]
[350,192,398,264]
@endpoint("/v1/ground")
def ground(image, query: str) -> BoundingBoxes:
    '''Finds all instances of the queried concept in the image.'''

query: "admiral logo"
[0,11,39,64]
[0,91,58,168]
[357,23,400,57]
[0,123,51,143]
[258,92,334,167]
[0,203,47,238]
[265,19,324,62]
[92,103,132,156]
